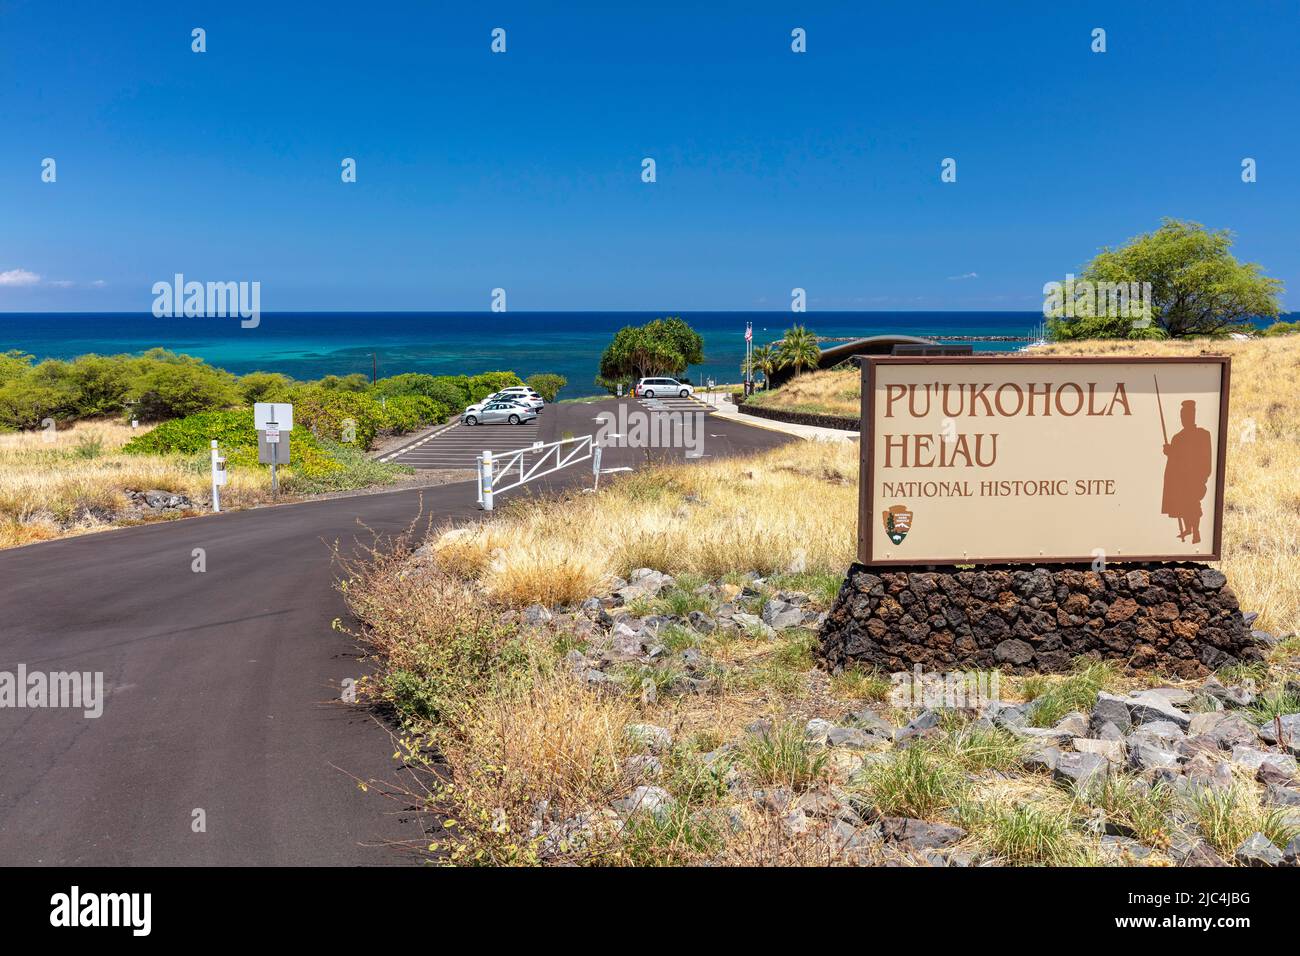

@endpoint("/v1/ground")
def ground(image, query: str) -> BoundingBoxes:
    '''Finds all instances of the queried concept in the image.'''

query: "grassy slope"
[0,419,412,549]
[344,336,1300,866]
[745,366,860,417]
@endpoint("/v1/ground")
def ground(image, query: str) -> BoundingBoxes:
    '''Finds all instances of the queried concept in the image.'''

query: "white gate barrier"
[477,434,594,511]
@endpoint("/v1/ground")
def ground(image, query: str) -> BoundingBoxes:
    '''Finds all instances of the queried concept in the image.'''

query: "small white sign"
[265,428,280,444]
[254,402,293,431]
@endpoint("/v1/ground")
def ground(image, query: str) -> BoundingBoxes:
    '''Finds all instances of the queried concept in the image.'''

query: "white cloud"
[48,279,75,288]
[946,272,979,281]
[0,268,41,287]
[91,279,107,287]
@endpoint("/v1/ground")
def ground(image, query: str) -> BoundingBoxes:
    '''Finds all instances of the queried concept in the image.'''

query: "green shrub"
[373,373,470,410]
[467,371,524,403]
[124,408,347,480]
[281,439,412,491]
[380,395,448,433]
[237,371,295,404]
[0,349,240,428]
[289,386,383,449]
[526,373,568,402]
[123,410,257,455]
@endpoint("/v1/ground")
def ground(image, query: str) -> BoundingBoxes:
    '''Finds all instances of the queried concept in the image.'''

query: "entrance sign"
[254,402,293,431]
[860,356,1230,565]
[258,432,290,465]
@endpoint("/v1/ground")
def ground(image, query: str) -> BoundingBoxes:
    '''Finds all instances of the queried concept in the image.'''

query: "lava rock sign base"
[819,563,1263,678]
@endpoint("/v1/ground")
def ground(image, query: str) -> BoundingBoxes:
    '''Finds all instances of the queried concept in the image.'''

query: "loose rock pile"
[994,680,1300,866]
[487,564,1297,866]
[507,567,825,698]
[820,563,1268,678]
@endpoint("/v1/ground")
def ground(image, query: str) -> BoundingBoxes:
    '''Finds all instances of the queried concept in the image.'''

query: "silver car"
[461,399,537,426]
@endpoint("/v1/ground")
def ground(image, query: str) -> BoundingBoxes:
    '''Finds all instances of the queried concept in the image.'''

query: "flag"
[744,325,752,342]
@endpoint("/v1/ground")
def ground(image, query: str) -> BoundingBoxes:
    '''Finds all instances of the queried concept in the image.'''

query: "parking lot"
[378,417,545,470]
[377,394,765,476]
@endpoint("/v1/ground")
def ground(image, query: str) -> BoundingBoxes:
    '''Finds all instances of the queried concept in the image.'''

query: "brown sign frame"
[858,355,1231,566]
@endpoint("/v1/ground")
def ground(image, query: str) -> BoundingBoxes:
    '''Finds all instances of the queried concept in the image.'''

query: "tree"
[238,372,295,404]
[1049,219,1284,340]
[526,373,567,402]
[777,325,820,376]
[750,344,778,387]
[597,316,703,391]
[128,353,241,421]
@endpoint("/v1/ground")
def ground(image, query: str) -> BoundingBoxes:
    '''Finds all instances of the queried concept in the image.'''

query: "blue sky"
[2,1,1296,312]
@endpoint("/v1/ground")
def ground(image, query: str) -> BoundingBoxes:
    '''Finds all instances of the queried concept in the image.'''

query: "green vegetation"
[775,324,821,376]
[748,344,778,386]
[526,373,568,402]
[1020,659,1120,727]
[959,800,1094,866]
[0,349,241,429]
[596,316,704,394]
[858,745,967,819]
[1048,219,1285,340]
[739,721,828,791]
[0,349,531,434]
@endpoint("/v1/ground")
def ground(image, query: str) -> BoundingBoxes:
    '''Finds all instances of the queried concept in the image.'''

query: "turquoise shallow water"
[0,310,1054,398]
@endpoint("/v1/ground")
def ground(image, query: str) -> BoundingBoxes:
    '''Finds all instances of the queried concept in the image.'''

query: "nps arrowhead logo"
[882,505,913,546]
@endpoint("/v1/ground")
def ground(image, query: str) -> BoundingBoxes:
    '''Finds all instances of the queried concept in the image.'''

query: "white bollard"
[210,439,221,513]
[481,449,494,511]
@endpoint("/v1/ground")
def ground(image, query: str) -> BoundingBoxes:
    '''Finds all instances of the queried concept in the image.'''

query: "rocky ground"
[491,565,1300,866]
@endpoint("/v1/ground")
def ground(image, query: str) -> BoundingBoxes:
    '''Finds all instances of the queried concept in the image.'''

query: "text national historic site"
[861,356,1230,565]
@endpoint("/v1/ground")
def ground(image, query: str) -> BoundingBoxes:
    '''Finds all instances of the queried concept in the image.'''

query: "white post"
[481,450,494,511]
[592,445,603,492]
[210,439,221,513]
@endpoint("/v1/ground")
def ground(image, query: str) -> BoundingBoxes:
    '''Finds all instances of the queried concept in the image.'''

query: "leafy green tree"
[127,351,241,421]
[777,325,820,376]
[597,316,703,391]
[317,373,370,392]
[467,371,524,402]
[372,373,470,409]
[644,316,703,367]
[1049,219,1284,340]
[238,372,295,404]
[526,373,567,402]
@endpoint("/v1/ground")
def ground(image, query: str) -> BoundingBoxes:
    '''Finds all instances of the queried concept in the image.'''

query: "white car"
[461,398,537,425]
[635,377,694,398]
[489,387,544,410]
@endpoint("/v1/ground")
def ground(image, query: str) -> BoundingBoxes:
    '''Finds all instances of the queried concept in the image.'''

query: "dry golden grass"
[0,420,272,549]
[1034,336,1300,635]
[343,335,1300,867]
[747,366,860,417]
[428,441,859,607]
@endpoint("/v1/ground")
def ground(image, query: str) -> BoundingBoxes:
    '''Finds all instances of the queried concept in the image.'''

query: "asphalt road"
[0,398,791,865]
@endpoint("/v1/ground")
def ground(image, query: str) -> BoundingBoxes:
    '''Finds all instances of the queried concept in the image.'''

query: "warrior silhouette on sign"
[1156,379,1212,545]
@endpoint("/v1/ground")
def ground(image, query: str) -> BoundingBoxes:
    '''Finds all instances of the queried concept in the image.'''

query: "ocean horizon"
[1,311,1285,399]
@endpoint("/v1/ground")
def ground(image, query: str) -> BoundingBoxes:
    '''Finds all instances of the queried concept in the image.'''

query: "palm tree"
[751,344,778,388]
[777,325,821,377]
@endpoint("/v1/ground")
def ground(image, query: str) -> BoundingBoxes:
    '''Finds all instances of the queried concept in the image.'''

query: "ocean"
[0,311,1062,399]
